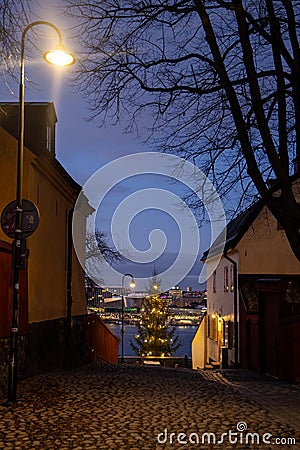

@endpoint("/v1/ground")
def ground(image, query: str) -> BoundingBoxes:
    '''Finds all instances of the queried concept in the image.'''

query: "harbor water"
[108,324,198,358]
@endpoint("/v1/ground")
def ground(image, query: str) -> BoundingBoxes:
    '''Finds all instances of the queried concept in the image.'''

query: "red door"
[0,240,28,337]
[260,293,280,376]
[247,317,260,372]
[257,280,286,377]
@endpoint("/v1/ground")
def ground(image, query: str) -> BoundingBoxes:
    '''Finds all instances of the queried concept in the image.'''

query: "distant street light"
[7,21,75,403]
[121,273,135,363]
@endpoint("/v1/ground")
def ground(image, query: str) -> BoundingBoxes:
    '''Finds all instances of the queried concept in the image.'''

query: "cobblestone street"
[0,362,299,449]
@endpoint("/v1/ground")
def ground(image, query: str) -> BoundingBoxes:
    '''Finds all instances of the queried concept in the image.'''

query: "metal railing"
[119,355,192,368]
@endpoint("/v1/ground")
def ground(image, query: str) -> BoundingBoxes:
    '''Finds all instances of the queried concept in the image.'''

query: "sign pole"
[1,199,39,402]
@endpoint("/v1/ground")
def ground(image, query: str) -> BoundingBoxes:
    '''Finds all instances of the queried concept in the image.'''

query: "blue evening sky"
[0,2,213,291]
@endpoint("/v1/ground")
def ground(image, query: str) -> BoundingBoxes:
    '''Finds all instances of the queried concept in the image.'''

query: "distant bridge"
[104,294,146,308]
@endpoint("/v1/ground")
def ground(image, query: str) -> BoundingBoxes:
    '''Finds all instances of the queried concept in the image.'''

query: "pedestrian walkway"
[0,363,299,449]
[200,369,300,433]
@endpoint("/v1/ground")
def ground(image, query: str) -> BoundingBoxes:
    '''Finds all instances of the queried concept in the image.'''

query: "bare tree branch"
[86,230,124,263]
[62,0,300,260]
[0,0,31,81]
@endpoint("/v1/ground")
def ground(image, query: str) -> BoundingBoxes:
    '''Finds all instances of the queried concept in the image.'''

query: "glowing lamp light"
[44,44,75,66]
[129,280,136,288]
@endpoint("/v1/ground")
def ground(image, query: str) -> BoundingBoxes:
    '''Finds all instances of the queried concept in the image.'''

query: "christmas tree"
[130,275,181,357]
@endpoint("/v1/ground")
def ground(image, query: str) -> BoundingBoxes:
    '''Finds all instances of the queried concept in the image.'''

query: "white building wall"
[205,252,239,366]
[192,315,207,369]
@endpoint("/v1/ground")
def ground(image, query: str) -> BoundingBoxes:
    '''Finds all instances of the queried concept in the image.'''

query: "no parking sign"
[1,199,39,239]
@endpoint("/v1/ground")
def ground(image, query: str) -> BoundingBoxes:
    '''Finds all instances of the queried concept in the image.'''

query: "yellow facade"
[0,108,87,325]
[238,206,300,274]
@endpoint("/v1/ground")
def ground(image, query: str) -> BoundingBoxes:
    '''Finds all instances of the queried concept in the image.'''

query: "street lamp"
[121,273,135,363]
[7,21,75,403]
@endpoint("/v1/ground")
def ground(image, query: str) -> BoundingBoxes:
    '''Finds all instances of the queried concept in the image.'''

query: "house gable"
[237,205,300,274]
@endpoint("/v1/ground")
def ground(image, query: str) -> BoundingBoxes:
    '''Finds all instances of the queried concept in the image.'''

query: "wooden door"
[0,240,28,337]
[257,280,286,377]
[260,293,280,376]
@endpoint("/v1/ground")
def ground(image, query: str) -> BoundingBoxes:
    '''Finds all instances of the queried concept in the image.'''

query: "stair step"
[211,362,221,369]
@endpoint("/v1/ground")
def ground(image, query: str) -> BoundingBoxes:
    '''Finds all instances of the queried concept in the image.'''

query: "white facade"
[192,252,239,368]
[206,252,239,367]
[192,188,300,370]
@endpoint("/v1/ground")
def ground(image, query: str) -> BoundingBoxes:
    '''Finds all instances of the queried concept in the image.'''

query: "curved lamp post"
[8,21,75,403]
[121,273,135,363]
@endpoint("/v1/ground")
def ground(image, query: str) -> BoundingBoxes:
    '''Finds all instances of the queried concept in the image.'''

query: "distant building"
[168,289,206,307]
[85,278,104,307]
[0,102,93,385]
[168,287,183,303]
[104,286,125,297]
[193,185,300,383]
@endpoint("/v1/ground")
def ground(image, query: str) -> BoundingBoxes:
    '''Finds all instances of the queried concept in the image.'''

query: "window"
[212,270,217,293]
[208,314,217,341]
[222,319,227,346]
[224,266,229,292]
[46,125,52,152]
[230,265,234,292]
[227,320,235,349]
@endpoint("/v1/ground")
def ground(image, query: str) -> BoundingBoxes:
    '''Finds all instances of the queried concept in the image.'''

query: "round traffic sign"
[1,199,40,238]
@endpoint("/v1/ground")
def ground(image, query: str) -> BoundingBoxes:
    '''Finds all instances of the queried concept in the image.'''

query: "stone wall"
[0,314,90,391]
[0,339,9,391]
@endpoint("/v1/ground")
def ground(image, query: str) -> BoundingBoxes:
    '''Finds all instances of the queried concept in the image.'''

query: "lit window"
[208,314,217,341]
[227,320,235,349]
[230,265,234,292]
[223,320,228,346]
[223,320,234,349]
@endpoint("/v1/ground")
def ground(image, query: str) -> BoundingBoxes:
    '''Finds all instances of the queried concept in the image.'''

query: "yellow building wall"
[237,206,300,275]
[71,254,86,317]
[0,127,86,323]
[192,315,207,369]
[0,128,35,215]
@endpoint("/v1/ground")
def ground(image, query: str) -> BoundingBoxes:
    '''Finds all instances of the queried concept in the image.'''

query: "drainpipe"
[224,252,238,368]
[66,208,74,341]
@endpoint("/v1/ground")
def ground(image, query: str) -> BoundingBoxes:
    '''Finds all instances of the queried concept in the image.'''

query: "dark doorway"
[258,280,285,377]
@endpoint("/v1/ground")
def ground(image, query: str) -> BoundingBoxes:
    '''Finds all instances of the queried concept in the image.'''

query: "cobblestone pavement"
[200,369,300,434]
[0,363,299,449]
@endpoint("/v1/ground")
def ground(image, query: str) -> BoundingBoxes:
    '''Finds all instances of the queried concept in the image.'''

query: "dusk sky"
[0,1,219,291]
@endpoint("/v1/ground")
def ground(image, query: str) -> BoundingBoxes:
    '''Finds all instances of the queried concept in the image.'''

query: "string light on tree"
[130,274,181,357]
